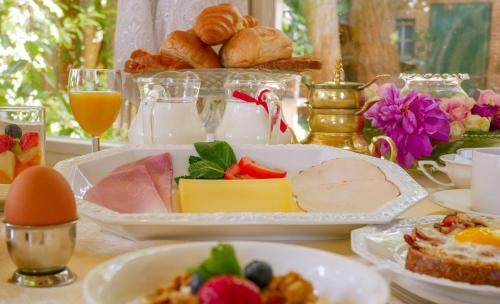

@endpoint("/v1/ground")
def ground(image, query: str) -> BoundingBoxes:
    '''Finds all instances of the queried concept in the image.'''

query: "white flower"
[463,114,491,132]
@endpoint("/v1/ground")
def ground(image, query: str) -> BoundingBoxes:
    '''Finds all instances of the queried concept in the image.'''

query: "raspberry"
[20,132,39,151]
[198,276,261,304]
[0,134,15,153]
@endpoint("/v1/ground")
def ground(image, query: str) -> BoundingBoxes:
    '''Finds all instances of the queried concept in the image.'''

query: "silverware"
[391,283,437,304]
[5,220,77,287]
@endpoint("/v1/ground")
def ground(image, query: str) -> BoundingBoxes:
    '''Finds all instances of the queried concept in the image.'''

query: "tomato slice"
[224,164,241,180]
[238,157,287,179]
[224,164,257,180]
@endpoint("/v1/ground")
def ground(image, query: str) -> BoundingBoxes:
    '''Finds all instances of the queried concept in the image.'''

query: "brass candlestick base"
[303,132,369,154]
[9,267,76,288]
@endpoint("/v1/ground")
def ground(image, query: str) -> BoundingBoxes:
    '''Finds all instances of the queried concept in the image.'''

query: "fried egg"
[412,215,500,264]
[455,227,500,248]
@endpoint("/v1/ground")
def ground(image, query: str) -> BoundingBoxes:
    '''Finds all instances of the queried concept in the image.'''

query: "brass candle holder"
[303,59,396,161]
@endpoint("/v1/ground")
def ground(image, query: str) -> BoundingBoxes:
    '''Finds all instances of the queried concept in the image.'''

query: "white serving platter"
[83,241,390,304]
[351,216,500,304]
[54,144,427,240]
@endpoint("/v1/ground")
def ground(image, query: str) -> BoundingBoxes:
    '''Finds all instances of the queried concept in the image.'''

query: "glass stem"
[92,136,100,152]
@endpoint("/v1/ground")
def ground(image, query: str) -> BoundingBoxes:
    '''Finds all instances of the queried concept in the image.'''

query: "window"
[1,0,498,144]
[397,18,416,62]
[0,0,120,141]
[278,0,499,96]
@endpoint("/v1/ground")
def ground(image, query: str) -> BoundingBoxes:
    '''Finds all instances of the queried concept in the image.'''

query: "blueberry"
[5,124,22,139]
[190,273,204,294]
[244,260,273,289]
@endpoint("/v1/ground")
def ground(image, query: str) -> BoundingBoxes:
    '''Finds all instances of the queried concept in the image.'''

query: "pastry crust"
[406,246,500,287]
[124,49,192,74]
[253,57,322,71]
[221,27,292,68]
[160,31,221,68]
[193,3,245,45]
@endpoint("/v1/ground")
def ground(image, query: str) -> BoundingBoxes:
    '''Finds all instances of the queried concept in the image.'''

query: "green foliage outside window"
[0,0,121,140]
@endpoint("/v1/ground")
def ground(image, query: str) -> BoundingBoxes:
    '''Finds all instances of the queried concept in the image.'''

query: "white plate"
[429,189,498,218]
[351,216,500,304]
[54,144,427,240]
[83,241,389,304]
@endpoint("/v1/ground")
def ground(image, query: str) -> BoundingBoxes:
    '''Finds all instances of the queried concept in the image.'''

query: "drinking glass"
[68,69,122,152]
[0,106,45,183]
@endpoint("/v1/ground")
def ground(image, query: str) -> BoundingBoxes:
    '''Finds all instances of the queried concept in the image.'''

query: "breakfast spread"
[143,243,317,304]
[291,158,400,212]
[124,3,321,73]
[0,125,41,183]
[403,213,500,287]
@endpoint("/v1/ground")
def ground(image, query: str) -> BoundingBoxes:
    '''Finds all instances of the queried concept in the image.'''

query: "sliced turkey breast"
[295,179,400,213]
[291,157,400,212]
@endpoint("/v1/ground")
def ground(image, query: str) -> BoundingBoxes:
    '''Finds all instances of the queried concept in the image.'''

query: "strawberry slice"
[20,132,39,151]
[0,134,15,153]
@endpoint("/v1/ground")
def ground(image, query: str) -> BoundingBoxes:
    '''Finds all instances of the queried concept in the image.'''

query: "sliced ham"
[291,157,400,213]
[83,152,173,213]
[84,165,168,213]
[114,153,173,211]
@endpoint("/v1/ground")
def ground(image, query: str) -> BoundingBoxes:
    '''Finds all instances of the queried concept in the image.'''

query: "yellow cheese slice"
[178,178,300,213]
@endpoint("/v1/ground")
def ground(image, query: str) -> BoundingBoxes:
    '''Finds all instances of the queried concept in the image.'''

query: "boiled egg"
[455,227,500,248]
[4,166,77,226]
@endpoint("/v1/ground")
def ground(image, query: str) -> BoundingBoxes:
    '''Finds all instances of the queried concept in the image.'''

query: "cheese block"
[178,178,300,213]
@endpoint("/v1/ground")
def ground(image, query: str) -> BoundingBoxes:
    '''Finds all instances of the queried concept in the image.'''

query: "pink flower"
[364,83,393,102]
[365,84,450,168]
[477,90,500,106]
[439,95,475,122]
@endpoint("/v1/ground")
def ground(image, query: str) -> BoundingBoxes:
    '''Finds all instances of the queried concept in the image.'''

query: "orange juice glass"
[68,69,122,152]
[69,91,122,136]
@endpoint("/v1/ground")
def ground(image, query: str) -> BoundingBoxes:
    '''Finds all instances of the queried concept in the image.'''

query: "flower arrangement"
[364,85,500,168]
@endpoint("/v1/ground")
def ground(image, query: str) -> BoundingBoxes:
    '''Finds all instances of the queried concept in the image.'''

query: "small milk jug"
[128,71,205,144]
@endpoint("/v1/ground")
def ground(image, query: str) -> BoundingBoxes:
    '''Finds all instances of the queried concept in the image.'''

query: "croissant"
[160,31,222,68]
[193,3,245,45]
[243,16,259,28]
[124,49,192,74]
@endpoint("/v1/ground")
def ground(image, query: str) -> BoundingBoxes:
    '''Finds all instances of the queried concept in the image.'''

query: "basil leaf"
[188,159,225,179]
[189,155,203,164]
[192,243,242,281]
[194,141,237,170]
[174,175,193,184]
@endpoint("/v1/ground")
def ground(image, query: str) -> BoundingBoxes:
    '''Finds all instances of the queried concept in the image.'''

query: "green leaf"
[192,243,242,281]
[194,141,237,170]
[189,155,203,164]
[187,160,225,179]
[7,60,28,74]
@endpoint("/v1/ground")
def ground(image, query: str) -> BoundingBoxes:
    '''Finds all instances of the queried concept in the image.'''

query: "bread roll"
[160,31,221,68]
[221,27,293,68]
[193,3,245,45]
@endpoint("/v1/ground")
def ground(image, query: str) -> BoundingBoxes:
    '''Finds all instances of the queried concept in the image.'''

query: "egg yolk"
[455,227,500,248]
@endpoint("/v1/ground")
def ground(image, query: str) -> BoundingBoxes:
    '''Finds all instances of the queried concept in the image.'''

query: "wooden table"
[0,175,451,304]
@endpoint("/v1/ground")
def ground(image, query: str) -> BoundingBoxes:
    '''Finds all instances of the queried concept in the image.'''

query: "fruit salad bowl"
[83,241,389,304]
